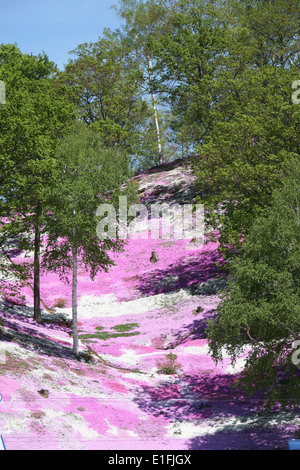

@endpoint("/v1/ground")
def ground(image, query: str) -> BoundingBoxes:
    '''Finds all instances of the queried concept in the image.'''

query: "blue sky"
[1,0,121,70]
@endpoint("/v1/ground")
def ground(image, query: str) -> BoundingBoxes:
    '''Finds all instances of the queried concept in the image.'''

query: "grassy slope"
[0,158,299,450]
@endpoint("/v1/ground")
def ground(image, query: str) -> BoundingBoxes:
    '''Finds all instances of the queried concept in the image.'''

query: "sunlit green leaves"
[207,158,300,407]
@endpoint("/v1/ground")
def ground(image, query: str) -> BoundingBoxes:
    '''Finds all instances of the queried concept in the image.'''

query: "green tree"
[115,0,174,165]
[0,44,77,322]
[148,0,230,154]
[41,123,138,356]
[236,0,300,69]
[194,65,300,258]
[207,158,300,408]
[146,0,300,233]
[188,0,300,256]
[59,29,152,162]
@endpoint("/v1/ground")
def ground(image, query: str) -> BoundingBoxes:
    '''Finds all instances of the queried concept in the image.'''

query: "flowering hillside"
[0,158,299,450]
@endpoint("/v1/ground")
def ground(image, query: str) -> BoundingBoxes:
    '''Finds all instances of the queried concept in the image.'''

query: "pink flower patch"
[103,380,128,394]
[0,377,20,402]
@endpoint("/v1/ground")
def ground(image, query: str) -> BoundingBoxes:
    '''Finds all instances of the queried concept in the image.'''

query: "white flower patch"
[115,348,170,369]
[58,290,193,320]
[176,345,210,355]
[1,341,37,362]
[61,413,99,440]
[1,416,30,434]
[104,418,120,437]
[226,358,247,375]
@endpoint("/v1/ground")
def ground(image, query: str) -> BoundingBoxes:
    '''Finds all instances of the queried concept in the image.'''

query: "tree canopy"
[0,43,77,322]
[41,122,138,355]
[207,158,300,408]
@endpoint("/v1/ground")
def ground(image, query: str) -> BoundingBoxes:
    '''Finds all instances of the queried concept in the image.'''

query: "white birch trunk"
[72,204,79,356]
[147,57,163,165]
[72,243,79,356]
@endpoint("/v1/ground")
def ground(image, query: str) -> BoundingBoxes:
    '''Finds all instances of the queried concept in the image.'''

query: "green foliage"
[78,330,140,341]
[0,43,76,205]
[111,323,139,332]
[156,351,183,374]
[53,298,67,308]
[139,0,300,248]
[150,0,229,150]
[59,29,153,161]
[41,121,136,281]
[207,158,300,408]
[0,44,77,320]
[190,0,300,253]
[0,317,5,335]
[79,349,94,363]
[40,122,137,354]
[78,323,140,342]
[115,0,176,166]
[194,65,300,256]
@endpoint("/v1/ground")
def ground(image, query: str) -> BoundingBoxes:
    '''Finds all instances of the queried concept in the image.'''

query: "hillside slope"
[0,158,299,450]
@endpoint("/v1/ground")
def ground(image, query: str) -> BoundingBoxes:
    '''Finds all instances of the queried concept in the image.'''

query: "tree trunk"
[72,243,79,357]
[147,57,163,165]
[33,203,42,323]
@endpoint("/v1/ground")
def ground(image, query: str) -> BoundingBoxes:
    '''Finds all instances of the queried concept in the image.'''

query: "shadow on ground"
[188,426,292,450]
[133,372,298,449]
[164,309,217,349]
[0,303,75,360]
[137,251,226,296]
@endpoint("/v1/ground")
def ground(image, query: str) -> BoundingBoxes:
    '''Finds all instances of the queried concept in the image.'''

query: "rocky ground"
[0,158,299,450]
